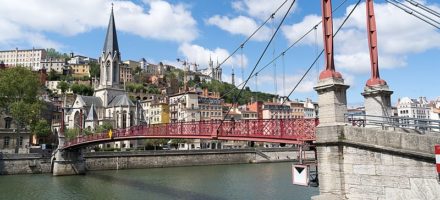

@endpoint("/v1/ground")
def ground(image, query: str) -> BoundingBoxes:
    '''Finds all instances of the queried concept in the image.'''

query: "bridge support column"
[362,84,393,124]
[52,135,85,176]
[314,77,349,126]
[313,77,349,199]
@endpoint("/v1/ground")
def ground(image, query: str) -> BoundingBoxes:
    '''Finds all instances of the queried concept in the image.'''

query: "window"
[5,117,12,129]
[18,136,23,147]
[4,136,10,147]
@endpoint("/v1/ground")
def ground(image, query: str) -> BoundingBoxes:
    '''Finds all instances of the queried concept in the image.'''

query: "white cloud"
[178,43,248,70]
[232,0,297,20]
[0,0,198,49]
[206,15,271,41]
[282,2,440,75]
[258,73,316,96]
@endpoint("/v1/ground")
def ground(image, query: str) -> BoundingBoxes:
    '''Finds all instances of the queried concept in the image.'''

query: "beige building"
[289,101,305,119]
[0,113,31,153]
[261,102,293,119]
[41,58,66,73]
[169,89,223,123]
[141,95,170,125]
[71,63,91,78]
[120,63,132,84]
[0,48,46,70]
[123,60,141,71]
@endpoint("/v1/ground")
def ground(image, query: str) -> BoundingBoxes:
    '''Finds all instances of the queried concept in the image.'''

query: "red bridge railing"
[63,118,318,149]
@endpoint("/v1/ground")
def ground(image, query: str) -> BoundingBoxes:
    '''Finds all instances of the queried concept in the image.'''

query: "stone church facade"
[65,8,139,148]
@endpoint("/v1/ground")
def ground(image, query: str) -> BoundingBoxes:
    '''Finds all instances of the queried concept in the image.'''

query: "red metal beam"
[319,0,342,80]
[366,0,387,86]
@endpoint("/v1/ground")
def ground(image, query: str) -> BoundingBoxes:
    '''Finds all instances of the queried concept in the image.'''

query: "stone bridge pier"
[312,76,440,199]
[52,135,85,176]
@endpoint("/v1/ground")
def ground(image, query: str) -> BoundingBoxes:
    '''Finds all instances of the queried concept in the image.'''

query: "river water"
[0,162,318,200]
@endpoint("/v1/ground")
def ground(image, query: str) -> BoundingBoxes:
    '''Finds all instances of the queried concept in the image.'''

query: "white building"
[199,58,222,82]
[429,97,440,120]
[397,97,430,119]
[303,98,318,119]
[0,48,46,70]
[67,54,97,65]
[46,81,73,95]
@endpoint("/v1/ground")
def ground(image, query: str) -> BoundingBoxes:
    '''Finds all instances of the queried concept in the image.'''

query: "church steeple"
[103,5,119,55]
[98,5,121,88]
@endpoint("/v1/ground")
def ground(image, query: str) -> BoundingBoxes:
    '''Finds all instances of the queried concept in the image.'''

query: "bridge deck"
[63,119,318,149]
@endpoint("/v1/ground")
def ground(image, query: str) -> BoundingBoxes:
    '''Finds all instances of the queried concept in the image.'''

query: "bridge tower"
[52,134,86,176]
[361,0,393,120]
[313,0,349,126]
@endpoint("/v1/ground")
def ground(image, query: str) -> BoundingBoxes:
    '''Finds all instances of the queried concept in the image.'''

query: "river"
[0,162,318,200]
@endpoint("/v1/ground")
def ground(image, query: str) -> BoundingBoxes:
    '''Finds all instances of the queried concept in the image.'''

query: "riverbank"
[0,148,315,175]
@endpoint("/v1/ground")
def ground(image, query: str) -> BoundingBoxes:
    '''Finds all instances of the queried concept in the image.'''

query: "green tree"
[57,81,70,94]
[89,62,100,78]
[46,48,70,60]
[65,128,80,140]
[0,67,42,153]
[32,119,52,137]
[95,122,113,134]
[70,83,93,96]
[47,69,60,81]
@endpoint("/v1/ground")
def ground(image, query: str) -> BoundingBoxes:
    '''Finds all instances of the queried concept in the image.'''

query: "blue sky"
[0,0,439,106]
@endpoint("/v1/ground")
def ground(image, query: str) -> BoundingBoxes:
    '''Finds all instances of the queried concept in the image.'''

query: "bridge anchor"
[52,135,86,176]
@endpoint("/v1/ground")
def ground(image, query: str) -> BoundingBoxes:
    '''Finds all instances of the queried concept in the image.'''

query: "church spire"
[103,5,119,55]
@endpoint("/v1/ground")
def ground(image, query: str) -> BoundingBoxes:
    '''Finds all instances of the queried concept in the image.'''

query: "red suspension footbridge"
[63,119,318,149]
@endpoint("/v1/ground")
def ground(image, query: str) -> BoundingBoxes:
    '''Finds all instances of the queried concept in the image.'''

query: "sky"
[0,0,439,106]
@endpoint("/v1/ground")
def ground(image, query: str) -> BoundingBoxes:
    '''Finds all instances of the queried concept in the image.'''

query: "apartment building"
[0,48,46,70]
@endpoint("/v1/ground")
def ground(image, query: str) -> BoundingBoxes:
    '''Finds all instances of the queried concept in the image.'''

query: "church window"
[106,61,111,82]
[122,111,127,129]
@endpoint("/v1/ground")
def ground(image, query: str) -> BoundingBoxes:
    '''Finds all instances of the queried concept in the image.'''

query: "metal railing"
[345,113,440,133]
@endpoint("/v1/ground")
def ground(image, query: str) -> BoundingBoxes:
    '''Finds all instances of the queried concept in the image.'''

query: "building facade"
[0,113,31,153]
[141,95,170,125]
[70,64,91,78]
[0,48,46,70]
[397,97,430,119]
[41,58,66,74]
[261,102,293,119]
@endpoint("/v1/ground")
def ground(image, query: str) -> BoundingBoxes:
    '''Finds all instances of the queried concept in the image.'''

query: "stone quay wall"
[1,148,314,175]
[0,153,52,175]
[84,148,315,171]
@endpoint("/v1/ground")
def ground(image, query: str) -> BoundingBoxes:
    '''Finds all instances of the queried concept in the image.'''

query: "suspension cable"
[281,0,362,106]
[218,0,297,129]
[386,0,440,29]
[215,0,292,70]
[271,14,278,95]
[213,0,352,104]
[405,0,440,18]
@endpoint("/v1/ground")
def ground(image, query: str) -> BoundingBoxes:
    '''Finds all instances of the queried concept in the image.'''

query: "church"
[65,7,139,148]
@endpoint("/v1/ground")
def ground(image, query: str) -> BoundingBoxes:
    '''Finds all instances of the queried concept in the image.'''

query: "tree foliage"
[46,48,69,60]
[0,67,43,146]
[70,83,93,96]
[57,81,70,94]
[199,80,276,105]
[32,119,52,137]
[89,62,100,78]
[95,122,113,133]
